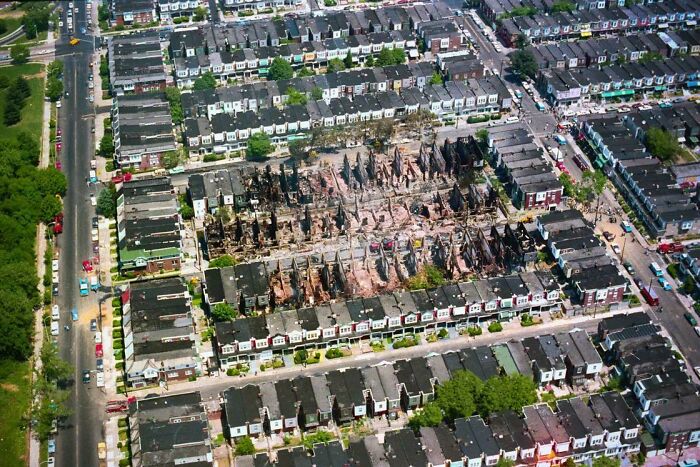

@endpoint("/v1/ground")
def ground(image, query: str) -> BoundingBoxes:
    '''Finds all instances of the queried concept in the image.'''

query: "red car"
[56,142,62,152]
[95,343,103,358]
[55,161,62,171]
[82,260,93,272]
[56,128,62,136]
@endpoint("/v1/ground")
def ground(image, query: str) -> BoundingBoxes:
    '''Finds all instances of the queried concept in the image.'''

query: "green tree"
[193,71,217,90]
[10,43,29,64]
[45,76,63,102]
[429,72,443,85]
[376,48,397,67]
[47,60,64,79]
[645,127,680,162]
[286,87,307,106]
[311,86,323,101]
[495,459,515,467]
[435,370,484,421]
[180,203,194,220]
[12,76,30,101]
[288,140,307,160]
[509,49,538,79]
[326,58,345,74]
[161,151,181,169]
[165,86,184,124]
[343,50,354,69]
[40,342,73,384]
[365,54,375,67]
[515,33,528,49]
[98,4,110,21]
[96,185,117,218]
[582,170,607,196]
[193,6,207,21]
[246,132,274,160]
[408,402,443,430]
[3,99,21,126]
[592,457,621,467]
[390,48,406,64]
[551,1,575,12]
[39,194,62,223]
[99,132,114,157]
[639,51,663,64]
[475,129,489,145]
[0,74,9,89]
[235,436,255,455]
[211,303,237,322]
[478,374,537,416]
[268,57,294,81]
[296,67,315,78]
[209,254,237,268]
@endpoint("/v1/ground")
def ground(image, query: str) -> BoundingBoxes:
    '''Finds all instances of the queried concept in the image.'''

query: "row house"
[540,55,700,107]
[580,112,700,238]
[108,31,168,96]
[486,124,563,210]
[530,31,700,72]
[212,271,561,365]
[499,1,700,47]
[157,0,201,20]
[111,0,156,26]
[537,209,628,306]
[220,0,302,12]
[173,30,417,86]
[184,76,511,155]
[180,62,435,121]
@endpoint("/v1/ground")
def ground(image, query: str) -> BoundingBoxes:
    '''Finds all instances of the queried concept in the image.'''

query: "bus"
[650,262,664,277]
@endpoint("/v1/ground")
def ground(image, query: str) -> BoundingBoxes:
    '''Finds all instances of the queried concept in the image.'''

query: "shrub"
[325,347,344,359]
[272,358,285,369]
[113,340,123,350]
[467,326,483,337]
[521,313,534,327]
[294,349,308,365]
[118,418,127,428]
[370,341,385,352]
[438,328,449,339]
[306,352,321,364]
[488,322,503,333]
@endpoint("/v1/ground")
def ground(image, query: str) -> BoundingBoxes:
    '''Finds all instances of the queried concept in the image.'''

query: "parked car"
[96,358,103,371]
[48,437,56,454]
[621,220,633,233]
[90,319,97,331]
[685,313,698,326]
[611,243,621,255]
[95,343,103,358]
[98,442,107,460]
[82,370,91,384]
[96,372,104,387]
[623,262,635,275]
[82,260,93,272]
[603,231,616,241]
[94,331,102,344]
[79,278,89,296]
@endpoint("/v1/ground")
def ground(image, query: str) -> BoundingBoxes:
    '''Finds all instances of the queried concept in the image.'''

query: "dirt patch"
[0,383,19,392]
[0,10,25,19]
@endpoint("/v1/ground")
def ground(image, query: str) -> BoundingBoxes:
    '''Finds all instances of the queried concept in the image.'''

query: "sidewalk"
[124,305,643,399]
[28,41,55,467]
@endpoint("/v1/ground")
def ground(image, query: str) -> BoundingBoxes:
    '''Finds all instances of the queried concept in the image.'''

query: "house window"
[168,372,179,378]
[681,221,694,231]
[185,370,193,376]
[536,192,546,202]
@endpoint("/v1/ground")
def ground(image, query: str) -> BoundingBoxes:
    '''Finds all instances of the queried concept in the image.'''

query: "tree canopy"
[645,127,680,162]
[509,50,538,79]
[326,58,345,74]
[165,86,184,124]
[96,185,117,218]
[478,374,538,415]
[193,71,217,90]
[286,87,307,106]
[211,303,237,322]
[209,254,237,268]
[10,44,29,64]
[246,133,274,160]
[408,402,443,430]
[268,58,294,81]
[376,47,406,67]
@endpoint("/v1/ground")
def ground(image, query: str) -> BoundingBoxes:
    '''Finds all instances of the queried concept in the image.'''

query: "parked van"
[50,321,59,336]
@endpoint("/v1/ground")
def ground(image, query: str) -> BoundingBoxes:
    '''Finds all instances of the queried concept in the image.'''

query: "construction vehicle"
[69,37,80,46]
[658,242,684,254]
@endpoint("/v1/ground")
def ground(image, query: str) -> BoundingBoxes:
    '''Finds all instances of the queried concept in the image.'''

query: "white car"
[91,228,99,242]
[695,326,700,337]
[88,81,94,89]
[56,101,61,108]
[50,321,59,336]
[611,243,622,255]
[90,195,96,206]
[52,259,59,272]
[51,305,60,321]
[94,331,102,344]
[47,457,55,467]
[96,372,105,388]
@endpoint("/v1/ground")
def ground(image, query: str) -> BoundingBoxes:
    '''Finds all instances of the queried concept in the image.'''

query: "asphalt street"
[54,3,104,467]
[592,194,700,369]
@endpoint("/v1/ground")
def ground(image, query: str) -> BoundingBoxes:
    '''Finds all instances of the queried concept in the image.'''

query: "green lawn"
[0,16,23,41]
[0,63,44,141]
[0,359,32,466]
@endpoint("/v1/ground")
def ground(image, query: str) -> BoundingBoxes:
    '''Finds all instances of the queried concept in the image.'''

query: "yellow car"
[97,441,106,460]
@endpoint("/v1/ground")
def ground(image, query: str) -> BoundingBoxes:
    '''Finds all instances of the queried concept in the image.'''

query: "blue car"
[79,278,89,296]
[48,438,56,454]
[71,308,78,321]
[658,277,673,291]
